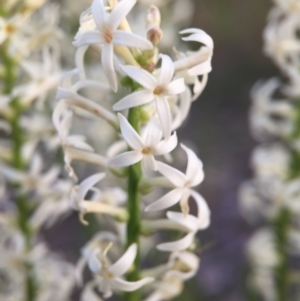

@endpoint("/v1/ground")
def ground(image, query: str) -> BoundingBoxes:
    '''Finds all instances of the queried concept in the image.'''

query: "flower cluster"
[240,1,300,299]
[53,0,213,300]
[0,1,75,300]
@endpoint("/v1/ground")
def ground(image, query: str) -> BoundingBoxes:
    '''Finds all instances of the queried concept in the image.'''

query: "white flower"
[70,173,128,224]
[0,153,60,194]
[156,190,210,252]
[88,243,153,298]
[113,54,185,139]
[108,114,177,170]
[173,28,213,76]
[73,0,153,92]
[12,49,61,108]
[145,144,204,214]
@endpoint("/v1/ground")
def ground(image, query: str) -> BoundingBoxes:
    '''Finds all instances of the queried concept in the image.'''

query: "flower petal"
[92,0,106,29]
[188,59,212,77]
[77,173,106,202]
[166,211,199,232]
[113,90,154,111]
[181,144,204,187]
[118,113,145,150]
[108,151,143,168]
[121,65,157,90]
[156,232,195,252]
[145,118,163,146]
[112,277,154,292]
[113,31,153,50]
[156,162,186,188]
[101,43,117,92]
[165,78,186,95]
[142,155,157,171]
[158,54,174,87]
[180,28,214,51]
[155,96,172,139]
[108,243,137,277]
[108,0,136,30]
[88,250,102,273]
[154,132,177,156]
[190,189,210,229]
[73,30,104,47]
[145,188,182,212]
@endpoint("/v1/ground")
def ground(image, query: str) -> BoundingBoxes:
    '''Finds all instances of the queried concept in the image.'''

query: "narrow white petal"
[108,0,136,30]
[176,251,200,270]
[40,166,60,186]
[145,188,182,212]
[113,31,153,50]
[165,78,186,95]
[102,44,117,92]
[142,155,157,171]
[155,96,172,139]
[145,119,162,146]
[188,59,212,77]
[73,30,104,47]
[66,136,94,151]
[118,113,144,150]
[108,243,137,277]
[113,90,154,111]
[154,132,177,156]
[156,232,195,252]
[75,46,89,80]
[180,29,214,50]
[181,144,204,187]
[92,0,106,29]
[156,161,187,187]
[108,151,143,168]
[77,173,106,202]
[158,54,174,87]
[166,211,199,232]
[190,189,210,229]
[30,154,43,175]
[112,277,154,292]
[88,250,102,273]
[121,65,157,90]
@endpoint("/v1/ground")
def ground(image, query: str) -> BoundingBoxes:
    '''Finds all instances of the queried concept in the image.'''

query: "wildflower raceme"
[240,1,300,300]
[53,0,213,300]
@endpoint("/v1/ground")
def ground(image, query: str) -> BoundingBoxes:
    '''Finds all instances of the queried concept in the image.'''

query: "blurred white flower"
[87,243,153,298]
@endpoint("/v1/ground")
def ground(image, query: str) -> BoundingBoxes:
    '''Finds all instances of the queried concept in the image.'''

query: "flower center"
[103,27,113,43]
[5,24,16,34]
[153,86,164,95]
[142,147,152,154]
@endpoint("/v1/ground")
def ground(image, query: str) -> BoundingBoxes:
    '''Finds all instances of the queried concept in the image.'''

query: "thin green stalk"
[3,48,37,301]
[273,208,290,301]
[125,106,142,301]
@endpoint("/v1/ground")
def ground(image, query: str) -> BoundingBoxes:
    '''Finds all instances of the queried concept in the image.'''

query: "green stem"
[125,107,142,301]
[3,48,37,301]
[273,208,290,301]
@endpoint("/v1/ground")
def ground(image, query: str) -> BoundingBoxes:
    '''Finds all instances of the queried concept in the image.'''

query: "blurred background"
[45,1,280,300]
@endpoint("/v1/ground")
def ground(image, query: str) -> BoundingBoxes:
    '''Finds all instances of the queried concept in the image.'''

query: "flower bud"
[147,26,163,46]
[147,5,161,28]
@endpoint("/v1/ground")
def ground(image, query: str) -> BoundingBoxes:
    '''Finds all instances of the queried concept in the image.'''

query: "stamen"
[103,27,113,43]
[153,86,164,95]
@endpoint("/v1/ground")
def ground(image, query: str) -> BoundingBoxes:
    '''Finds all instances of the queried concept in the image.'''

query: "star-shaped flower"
[88,243,153,298]
[73,0,153,92]
[113,54,185,139]
[145,144,204,214]
[108,114,177,171]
